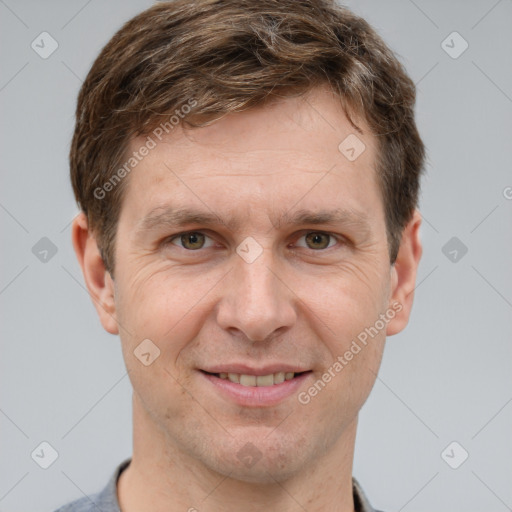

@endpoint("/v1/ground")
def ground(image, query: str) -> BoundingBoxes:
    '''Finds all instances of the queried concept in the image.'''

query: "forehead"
[119,86,382,227]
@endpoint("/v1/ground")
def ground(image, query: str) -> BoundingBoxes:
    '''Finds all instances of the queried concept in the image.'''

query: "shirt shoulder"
[52,458,131,512]
[352,476,385,512]
[53,493,102,512]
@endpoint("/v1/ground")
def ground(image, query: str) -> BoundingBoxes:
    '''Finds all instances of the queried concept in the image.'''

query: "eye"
[295,232,339,250]
[167,231,215,250]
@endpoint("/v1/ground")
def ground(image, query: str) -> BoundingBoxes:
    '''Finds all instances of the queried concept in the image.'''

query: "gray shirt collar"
[58,458,381,512]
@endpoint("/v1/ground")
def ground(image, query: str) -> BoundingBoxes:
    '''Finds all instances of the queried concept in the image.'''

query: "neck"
[118,393,357,512]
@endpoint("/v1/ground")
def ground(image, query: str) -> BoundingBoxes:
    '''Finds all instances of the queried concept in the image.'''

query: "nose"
[215,247,297,343]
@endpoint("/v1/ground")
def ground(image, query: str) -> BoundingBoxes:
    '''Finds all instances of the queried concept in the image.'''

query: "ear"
[386,209,423,336]
[71,212,119,335]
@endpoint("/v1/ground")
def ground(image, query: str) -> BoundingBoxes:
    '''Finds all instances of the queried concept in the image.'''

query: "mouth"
[200,370,312,387]
[199,369,313,407]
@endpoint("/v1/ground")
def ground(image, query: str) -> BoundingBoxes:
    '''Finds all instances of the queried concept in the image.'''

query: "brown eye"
[170,231,213,250]
[298,232,337,250]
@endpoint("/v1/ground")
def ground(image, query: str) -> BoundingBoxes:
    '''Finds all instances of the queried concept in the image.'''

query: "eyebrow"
[137,205,372,235]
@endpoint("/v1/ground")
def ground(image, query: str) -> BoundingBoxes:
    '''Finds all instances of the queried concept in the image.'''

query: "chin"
[205,434,310,484]
[213,455,302,485]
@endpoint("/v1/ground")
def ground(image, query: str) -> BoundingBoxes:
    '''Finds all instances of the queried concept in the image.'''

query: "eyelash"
[164,230,345,252]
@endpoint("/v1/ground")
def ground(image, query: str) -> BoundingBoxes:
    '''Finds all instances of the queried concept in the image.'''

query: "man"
[56,0,425,510]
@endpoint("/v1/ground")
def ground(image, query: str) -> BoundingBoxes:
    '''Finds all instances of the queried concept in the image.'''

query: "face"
[76,85,419,484]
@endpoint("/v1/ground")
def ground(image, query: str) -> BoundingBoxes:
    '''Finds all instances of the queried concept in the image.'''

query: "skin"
[72,84,422,512]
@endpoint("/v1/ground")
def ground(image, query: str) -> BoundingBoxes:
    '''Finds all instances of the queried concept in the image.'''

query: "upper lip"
[200,364,311,376]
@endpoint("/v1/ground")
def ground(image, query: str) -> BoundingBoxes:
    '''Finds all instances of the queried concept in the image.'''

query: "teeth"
[240,374,257,386]
[218,371,296,386]
[256,374,273,386]
[228,373,239,383]
[274,372,285,384]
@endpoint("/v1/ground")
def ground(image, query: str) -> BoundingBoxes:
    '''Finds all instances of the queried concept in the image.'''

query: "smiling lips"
[200,369,313,407]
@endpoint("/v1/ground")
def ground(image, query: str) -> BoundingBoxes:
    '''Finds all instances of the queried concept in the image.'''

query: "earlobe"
[386,209,423,337]
[71,212,119,335]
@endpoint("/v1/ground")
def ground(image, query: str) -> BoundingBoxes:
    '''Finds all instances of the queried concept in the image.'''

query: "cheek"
[115,265,220,375]
[301,263,389,342]
[297,262,389,406]
[115,271,202,412]
[310,331,385,423]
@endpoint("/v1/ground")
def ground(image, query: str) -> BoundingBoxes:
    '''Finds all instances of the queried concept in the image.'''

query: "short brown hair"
[70,0,425,277]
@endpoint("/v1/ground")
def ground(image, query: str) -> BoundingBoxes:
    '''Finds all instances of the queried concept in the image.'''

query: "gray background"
[1,0,511,511]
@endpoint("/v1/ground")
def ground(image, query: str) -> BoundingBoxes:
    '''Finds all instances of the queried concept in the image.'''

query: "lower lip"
[200,371,312,407]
